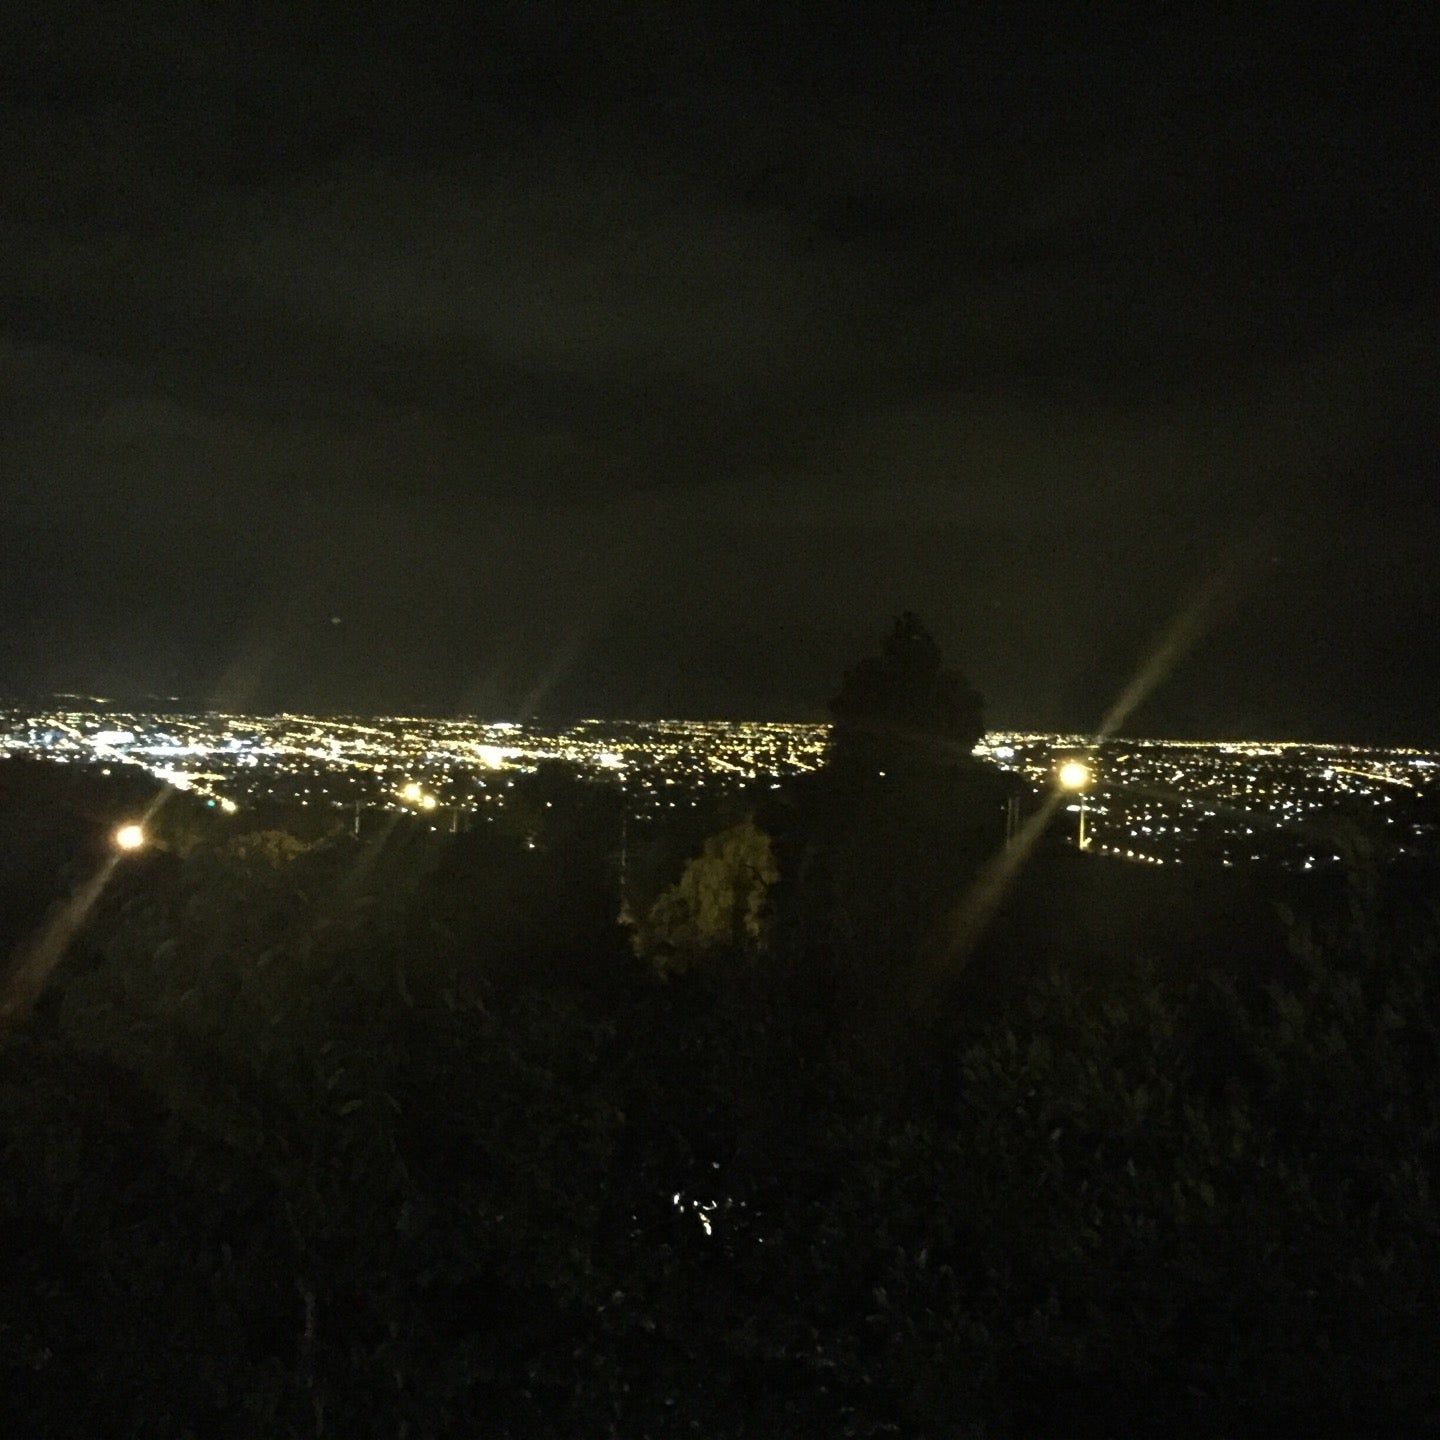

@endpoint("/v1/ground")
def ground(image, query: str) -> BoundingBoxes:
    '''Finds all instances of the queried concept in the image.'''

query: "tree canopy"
[827,612,985,773]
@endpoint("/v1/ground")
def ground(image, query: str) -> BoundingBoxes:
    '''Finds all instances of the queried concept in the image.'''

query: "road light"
[1057,758,1093,851]
[113,823,147,852]
[398,781,441,822]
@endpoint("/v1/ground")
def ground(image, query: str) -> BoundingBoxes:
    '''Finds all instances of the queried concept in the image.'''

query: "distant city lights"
[0,708,1433,872]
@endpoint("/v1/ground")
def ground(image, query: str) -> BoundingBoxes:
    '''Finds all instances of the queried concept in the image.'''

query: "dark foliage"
[2,750,1439,1436]
[828,613,986,776]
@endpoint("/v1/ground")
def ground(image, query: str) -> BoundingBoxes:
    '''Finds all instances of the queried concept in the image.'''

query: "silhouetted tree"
[762,616,1003,999]
[827,612,985,775]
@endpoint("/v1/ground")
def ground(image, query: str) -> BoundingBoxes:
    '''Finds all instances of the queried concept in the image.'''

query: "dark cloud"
[1,3,1435,739]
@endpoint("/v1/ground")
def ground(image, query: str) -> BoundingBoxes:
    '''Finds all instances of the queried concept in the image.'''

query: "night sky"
[3,5,1435,740]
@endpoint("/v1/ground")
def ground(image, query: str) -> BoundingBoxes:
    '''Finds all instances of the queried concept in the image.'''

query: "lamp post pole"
[1057,758,1093,851]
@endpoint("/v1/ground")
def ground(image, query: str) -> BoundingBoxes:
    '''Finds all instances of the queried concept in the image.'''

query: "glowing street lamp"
[1057,758,1093,851]
[398,781,441,821]
[113,823,147,852]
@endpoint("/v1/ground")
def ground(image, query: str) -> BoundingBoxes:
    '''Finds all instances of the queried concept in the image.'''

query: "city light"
[0,708,1432,872]
[113,823,146,852]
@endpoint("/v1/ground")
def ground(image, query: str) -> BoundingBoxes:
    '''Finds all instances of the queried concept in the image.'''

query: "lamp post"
[112,822,147,852]
[1057,758,1093,851]
[398,782,446,829]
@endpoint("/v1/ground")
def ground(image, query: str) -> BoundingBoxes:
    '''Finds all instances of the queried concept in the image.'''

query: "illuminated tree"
[630,817,779,974]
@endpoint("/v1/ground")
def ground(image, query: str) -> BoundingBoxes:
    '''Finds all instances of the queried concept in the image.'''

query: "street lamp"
[113,823,147,852]
[1057,758,1093,851]
[398,781,443,826]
